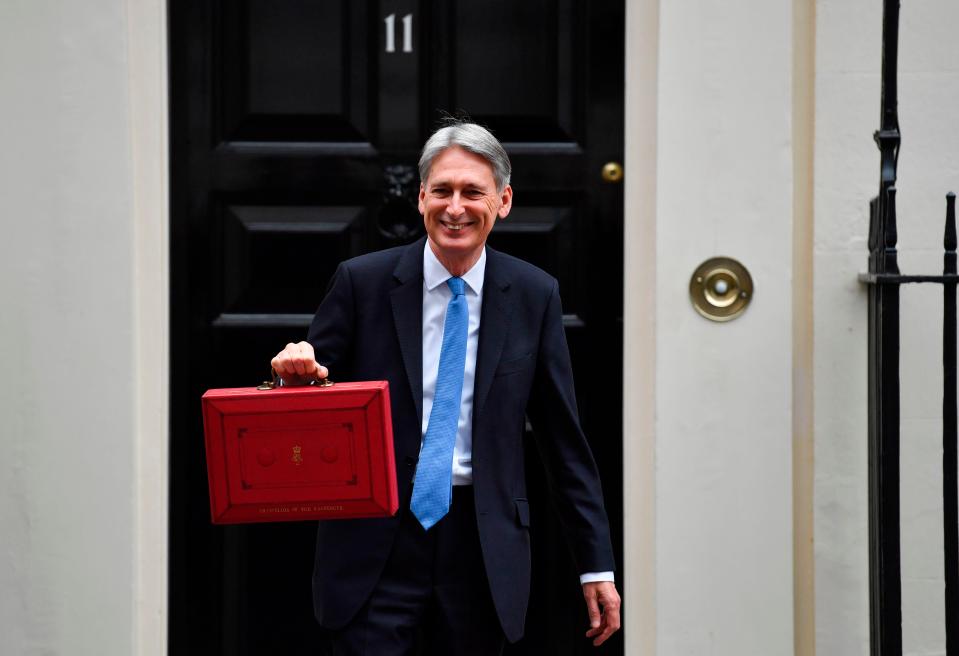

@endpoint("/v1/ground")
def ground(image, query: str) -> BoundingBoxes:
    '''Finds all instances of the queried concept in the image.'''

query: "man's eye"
[431,188,450,196]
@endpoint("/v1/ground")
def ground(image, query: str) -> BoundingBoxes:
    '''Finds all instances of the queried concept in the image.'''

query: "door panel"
[219,204,367,316]
[219,0,374,142]
[170,1,624,653]
[437,0,584,142]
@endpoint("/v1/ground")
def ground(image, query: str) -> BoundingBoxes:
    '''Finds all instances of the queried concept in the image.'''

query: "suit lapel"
[390,238,425,427]
[473,247,513,422]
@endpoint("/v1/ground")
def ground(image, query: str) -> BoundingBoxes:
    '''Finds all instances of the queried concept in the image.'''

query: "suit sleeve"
[526,279,616,574]
[306,262,356,379]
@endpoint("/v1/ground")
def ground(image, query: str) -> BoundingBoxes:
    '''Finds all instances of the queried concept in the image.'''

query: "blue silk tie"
[411,277,468,530]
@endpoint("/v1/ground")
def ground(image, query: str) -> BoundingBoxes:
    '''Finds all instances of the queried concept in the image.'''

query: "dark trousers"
[320,486,505,656]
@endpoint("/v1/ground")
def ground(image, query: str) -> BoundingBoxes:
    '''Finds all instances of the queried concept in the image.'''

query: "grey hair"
[418,121,512,192]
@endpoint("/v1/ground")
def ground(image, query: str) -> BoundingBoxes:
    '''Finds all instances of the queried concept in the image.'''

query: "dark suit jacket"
[308,237,614,643]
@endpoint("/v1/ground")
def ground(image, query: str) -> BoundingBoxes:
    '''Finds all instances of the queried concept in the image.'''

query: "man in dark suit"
[272,121,620,655]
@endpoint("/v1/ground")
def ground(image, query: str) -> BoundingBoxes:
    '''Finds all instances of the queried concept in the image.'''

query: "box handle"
[258,368,334,391]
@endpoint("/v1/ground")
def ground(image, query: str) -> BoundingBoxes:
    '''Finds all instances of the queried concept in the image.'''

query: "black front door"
[170,2,624,653]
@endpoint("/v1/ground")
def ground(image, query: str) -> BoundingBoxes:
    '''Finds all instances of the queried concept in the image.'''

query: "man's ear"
[418,183,426,215]
[497,185,513,219]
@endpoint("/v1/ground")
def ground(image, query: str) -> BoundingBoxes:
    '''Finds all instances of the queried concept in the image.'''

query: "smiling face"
[419,146,513,276]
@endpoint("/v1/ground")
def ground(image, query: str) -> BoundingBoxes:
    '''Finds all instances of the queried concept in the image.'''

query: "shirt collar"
[423,240,486,296]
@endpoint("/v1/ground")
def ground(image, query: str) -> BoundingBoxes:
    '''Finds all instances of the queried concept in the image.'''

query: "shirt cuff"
[579,571,615,585]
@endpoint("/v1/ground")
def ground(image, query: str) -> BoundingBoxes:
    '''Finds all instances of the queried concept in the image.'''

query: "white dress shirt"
[420,242,613,585]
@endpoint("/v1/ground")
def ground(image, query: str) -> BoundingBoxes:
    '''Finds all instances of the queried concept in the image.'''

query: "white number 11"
[384,13,413,54]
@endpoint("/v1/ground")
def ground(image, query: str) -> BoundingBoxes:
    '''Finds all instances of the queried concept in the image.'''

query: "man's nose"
[447,193,466,217]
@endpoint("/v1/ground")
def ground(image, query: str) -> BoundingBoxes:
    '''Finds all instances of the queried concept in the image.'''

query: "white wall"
[814,1,959,655]
[897,5,959,652]
[625,0,959,652]
[626,0,798,653]
[0,1,167,654]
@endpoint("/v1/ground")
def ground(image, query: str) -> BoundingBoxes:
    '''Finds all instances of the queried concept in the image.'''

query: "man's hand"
[271,341,328,385]
[583,580,621,647]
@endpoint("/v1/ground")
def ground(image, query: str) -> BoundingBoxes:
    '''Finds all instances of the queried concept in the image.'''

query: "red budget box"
[201,380,398,524]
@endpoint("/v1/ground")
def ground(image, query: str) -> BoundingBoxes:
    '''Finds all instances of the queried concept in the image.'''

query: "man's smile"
[441,219,475,231]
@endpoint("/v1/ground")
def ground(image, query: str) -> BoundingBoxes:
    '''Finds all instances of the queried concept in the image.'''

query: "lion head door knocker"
[378,164,424,243]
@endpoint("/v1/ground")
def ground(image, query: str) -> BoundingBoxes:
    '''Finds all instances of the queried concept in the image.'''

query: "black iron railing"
[859,1,959,654]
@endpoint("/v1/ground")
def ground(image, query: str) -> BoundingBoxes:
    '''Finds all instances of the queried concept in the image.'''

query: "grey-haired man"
[272,122,621,655]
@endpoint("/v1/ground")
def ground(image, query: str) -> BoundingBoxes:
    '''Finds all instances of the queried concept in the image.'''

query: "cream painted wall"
[814,1,959,655]
[896,5,959,652]
[0,0,167,654]
[811,2,877,653]
[624,0,797,653]
[624,0,958,652]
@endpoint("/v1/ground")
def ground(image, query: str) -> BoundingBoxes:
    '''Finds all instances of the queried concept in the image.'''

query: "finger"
[274,352,293,376]
[584,590,601,630]
[277,344,298,375]
[592,598,621,646]
[593,626,612,647]
[292,343,325,379]
[293,353,307,375]
[275,349,305,380]
[594,625,618,647]
[585,612,606,640]
[296,341,315,357]
[607,606,621,633]
[592,616,616,647]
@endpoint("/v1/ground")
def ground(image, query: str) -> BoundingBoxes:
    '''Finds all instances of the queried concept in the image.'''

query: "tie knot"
[447,277,465,297]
